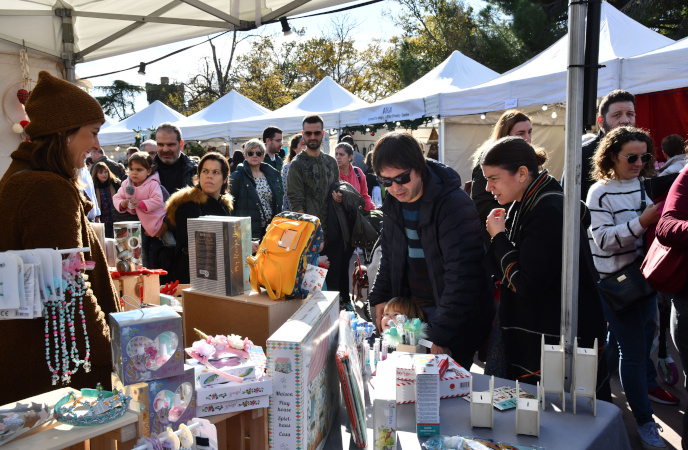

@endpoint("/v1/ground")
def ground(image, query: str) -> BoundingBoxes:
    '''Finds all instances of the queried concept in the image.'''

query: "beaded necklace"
[43,252,92,385]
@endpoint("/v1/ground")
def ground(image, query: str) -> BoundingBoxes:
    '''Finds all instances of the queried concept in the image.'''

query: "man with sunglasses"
[368,132,493,370]
[580,89,636,200]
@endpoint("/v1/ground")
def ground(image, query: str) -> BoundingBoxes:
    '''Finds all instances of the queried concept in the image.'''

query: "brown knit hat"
[24,71,105,139]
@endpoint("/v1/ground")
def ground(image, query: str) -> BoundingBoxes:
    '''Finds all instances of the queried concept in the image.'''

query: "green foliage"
[95,80,144,120]
[184,140,207,158]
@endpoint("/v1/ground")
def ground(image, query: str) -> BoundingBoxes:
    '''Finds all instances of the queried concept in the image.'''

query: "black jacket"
[369,159,493,360]
[229,162,283,240]
[155,153,198,195]
[485,172,606,379]
[581,131,603,202]
[165,185,233,284]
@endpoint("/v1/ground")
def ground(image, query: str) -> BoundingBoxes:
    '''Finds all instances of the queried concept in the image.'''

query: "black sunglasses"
[618,152,652,164]
[377,168,413,188]
[246,150,264,157]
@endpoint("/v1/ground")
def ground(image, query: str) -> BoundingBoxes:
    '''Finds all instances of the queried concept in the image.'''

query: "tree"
[95,80,144,120]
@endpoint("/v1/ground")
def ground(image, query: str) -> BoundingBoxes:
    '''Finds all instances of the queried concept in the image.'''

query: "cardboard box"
[148,365,196,435]
[196,377,273,406]
[187,216,250,296]
[182,288,306,348]
[396,358,471,403]
[197,395,270,417]
[414,354,440,437]
[373,360,397,450]
[266,291,339,450]
[109,305,184,385]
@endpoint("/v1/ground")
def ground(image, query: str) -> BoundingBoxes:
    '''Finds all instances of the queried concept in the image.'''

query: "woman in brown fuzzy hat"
[0,71,120,404]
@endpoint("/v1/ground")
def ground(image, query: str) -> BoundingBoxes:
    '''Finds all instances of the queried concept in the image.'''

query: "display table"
[206,407,267,450]
[2,387,142,450]
[182,288,305,347]
[325,372,631,450]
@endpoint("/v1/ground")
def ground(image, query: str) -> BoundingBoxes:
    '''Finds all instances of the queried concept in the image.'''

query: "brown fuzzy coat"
[0,143,119,405]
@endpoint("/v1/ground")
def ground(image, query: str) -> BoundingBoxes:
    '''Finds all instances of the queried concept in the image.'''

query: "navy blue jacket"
[230,162,283,240]
[369,159,493,361]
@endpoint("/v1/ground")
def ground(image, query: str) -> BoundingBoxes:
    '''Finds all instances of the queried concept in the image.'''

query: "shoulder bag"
[598,179,656,315]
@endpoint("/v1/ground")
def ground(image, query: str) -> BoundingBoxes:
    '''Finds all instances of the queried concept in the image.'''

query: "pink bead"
[53,332,57,336]
[45,334,49,338]
[71,337,75,341]
[82,319,86,323]
[52,316,56,320]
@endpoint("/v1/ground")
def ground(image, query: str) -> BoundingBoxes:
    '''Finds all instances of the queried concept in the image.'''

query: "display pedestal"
[1,388,142,450]
[116,274,161,308]
[182,288,306,347]
[206,407,267,450]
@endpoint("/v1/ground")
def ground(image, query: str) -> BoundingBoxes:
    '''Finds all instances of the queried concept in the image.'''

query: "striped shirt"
[402,201,434,304]
[586,178,652,279]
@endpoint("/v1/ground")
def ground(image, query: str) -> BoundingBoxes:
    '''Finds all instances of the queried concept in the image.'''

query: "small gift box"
[196,395,269,417]
[196,376,272,406]
[109,306,184,385]
[147,365,196,435]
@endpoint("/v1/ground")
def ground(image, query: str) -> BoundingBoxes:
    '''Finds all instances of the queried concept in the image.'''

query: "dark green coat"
[230,162,283,240]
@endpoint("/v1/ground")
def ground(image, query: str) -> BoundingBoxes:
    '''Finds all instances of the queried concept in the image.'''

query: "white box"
[187,216,250,296]
[196,394,269,417]
[373,360,397,450]
[196,377,273,405]
[189,356,258,387]
[266,291,340,450]
[394,356,471,404]
[414,354,440,437]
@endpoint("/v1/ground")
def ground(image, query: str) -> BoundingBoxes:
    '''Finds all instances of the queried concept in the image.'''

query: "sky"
[77,0,487,116]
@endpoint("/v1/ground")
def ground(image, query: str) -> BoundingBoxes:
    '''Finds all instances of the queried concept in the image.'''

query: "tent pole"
[561,0,587,389]
[439,117,445,164]
[56,9,76,83]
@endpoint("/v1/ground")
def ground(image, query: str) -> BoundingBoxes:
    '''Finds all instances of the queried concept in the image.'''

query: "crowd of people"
[0,72,687,450]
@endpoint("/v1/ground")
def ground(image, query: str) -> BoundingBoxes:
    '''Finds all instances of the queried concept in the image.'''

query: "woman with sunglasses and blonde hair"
[230,139,283,240]
[587,126,677,449]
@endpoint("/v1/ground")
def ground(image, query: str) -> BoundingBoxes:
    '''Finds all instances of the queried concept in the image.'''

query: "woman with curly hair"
[587,126,677,449]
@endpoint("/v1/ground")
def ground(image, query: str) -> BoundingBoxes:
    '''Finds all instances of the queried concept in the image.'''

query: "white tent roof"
[98,100,185,145]
[340,50,499,126]
[620,37,688,95]
[0,0,359,63]
[228,76,369,137]
[175,90,270,140]
[101,114,119,129]
[439,2,673,117]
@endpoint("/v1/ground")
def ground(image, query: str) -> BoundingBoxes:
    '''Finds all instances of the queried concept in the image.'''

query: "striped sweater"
[586,177,652,279]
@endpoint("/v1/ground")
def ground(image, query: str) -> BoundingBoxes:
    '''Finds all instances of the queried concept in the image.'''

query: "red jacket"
[339,165,375,211]
[655,166,688,294]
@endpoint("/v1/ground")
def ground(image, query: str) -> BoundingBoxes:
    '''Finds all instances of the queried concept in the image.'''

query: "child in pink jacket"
[113,152,174,268]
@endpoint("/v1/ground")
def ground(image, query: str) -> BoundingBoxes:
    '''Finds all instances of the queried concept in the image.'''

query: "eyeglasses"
[246,150,264,157]
[303,130,322,137]
[618,152,652,164]
[269,137,283,143]
[377,168,413,187]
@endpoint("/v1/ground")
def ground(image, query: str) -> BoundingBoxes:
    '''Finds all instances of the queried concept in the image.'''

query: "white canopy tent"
[98,100,185,145]
[339,50,499,127]
[101,114,119,129]
[438,2,672,118]
[228,76,369,138]
[620,36,688,95]
[175,90,270,140]
[435,2,673,185]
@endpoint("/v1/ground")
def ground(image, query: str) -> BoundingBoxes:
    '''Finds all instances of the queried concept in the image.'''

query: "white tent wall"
[0,41,64,177]
[442,104,568,185]
[620,37,688,95]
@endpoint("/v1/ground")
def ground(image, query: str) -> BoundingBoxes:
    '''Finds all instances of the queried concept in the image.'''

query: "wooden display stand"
[540,334,566,411]
[572,337,598,416]
[1,387,143,450]
[116,274,161,308]
[207,407,268,450]
[515,380,540,437]
[182,288,306,348]
[470,375,494,429]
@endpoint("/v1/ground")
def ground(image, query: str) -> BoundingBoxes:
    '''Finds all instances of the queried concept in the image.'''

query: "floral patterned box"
[266,291,340,450]
[109,305,184,385]
[196,376,273,406]
[196,395,269,417]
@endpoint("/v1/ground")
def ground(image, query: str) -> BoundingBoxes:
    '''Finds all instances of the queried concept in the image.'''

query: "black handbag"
[599,257,656,315]
[597,179,656,315]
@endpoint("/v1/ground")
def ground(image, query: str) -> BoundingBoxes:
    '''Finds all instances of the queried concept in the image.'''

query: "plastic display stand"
[515,380,540,437]
[470,375,494,429]
[540,334,565,411]
[572,337,598,416]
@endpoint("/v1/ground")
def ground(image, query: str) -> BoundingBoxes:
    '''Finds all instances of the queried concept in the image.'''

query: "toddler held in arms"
[113,152,175,268]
